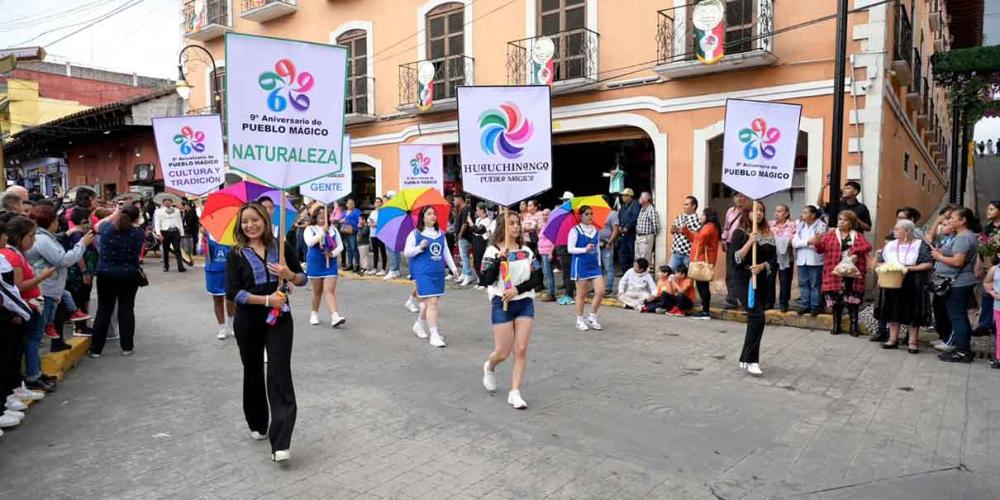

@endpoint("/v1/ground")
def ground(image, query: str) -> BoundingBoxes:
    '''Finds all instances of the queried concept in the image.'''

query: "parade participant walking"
[205,233,234,340]
[89,206,144,357]
[680,207,721,318]
[569,206,606,331]
[734,202,777,376]
[814,211,872,336]
[405,206,459,347]
[478,210,542,409]
[225,202,307,463]
[304,204,346,328]
[154,198,186,272]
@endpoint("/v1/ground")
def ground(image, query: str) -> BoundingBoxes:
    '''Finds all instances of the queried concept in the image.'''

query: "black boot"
[830,304,843,335]
[848,305,860,337]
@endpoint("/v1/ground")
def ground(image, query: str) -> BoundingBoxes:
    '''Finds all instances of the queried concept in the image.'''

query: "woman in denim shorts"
[478,211,542,410]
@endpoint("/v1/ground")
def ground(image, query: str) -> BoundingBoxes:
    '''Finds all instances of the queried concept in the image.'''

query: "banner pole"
[751,199,758,291]
[279,190,287,290]
[503,206,511,311]
[324,203,330,268]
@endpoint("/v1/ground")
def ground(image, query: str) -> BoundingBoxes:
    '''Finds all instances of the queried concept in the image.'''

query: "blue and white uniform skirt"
[306,245,339,279]
[571,252,602,281]
[414,271,445,298]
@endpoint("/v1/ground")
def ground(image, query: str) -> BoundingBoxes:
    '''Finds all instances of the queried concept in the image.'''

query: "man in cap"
[616,188,639,274]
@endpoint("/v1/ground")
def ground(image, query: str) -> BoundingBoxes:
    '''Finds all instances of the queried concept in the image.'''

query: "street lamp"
[176,44,219,110]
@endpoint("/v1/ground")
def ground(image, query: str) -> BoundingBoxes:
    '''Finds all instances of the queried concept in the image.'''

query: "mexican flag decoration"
[417,61,435,112]
[530,36,555,86]
[693,0,725,65]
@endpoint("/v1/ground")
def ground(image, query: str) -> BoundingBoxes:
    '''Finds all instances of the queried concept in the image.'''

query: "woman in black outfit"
[90,206,145,357]
[731,202,777,376]
[225,202,307,463]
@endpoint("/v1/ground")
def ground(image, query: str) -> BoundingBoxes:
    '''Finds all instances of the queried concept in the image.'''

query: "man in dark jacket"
[616,188,639,274]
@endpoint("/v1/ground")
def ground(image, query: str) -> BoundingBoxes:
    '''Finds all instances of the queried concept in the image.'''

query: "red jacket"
[814,230,872,293]
[681,224,720,265]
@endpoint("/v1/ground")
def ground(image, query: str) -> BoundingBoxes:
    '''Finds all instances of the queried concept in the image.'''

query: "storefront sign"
[225,33,348,189]
[152,114,225,196]
[721,98,802,200]
[398,144,444,193]
[531,37,555,85]
[457,86,552,206]
[693,0,726,64]
[300,135,353,203]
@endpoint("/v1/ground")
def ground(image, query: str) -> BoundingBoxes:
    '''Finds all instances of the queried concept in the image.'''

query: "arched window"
[337,29,369,115]
[426,2,466,99]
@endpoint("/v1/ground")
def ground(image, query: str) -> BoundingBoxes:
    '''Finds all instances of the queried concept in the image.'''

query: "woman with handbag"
[813,211,872,336]
[874,219,933,353]
[768,204,797,312]
[680,207,721,319]
[89,205,144,357]
[732,202,777,376]
[931,207,981,363]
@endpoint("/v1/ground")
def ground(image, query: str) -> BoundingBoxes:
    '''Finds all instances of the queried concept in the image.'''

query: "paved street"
[2,269,1000,499]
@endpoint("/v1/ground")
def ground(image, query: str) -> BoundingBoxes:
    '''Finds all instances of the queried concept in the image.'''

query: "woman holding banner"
[304,204,346,328]
[732,202,777,376]
[479,211,542,409]
[225,202,307,463]
[569,206,606,331]
[405,206,459,348]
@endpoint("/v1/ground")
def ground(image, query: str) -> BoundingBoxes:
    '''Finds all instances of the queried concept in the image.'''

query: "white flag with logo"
[398,144,443,193]
[152,114,225,196]
[721,99,803,200]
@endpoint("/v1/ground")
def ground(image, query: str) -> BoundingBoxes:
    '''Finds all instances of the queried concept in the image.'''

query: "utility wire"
[0,0,119,34]
[15,0,146,48]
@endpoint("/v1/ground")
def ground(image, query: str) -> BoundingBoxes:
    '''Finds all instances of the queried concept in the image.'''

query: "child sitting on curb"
[618,258,656,310]
[642,264,695,316]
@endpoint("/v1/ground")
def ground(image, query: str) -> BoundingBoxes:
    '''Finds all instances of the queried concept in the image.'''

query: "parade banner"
[457,86,552,206]
[530,37,555,86]
[398,143,444,193]
[721,99,802,200]
[151,114,225,196]
[225,33,348,189]
[300,135,353,203]
[417,61,435,112]
[693,0,725,64]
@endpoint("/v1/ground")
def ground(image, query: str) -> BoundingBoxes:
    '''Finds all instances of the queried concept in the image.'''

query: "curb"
[41,337,91,382]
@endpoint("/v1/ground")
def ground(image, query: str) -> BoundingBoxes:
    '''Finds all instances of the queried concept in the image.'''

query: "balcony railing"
[505,28,599,91]
[240,0,296,23]
[654,0,775,80]
[398,55,474,111]
[183,0,231,41]
[917,78,930,128]
[891,4,913,85]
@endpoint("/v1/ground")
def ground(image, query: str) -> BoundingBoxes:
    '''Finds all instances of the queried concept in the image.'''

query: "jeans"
[541,255,556,296]
[458,238,473,277]
[601,245,615,294]
[23,311,43,380]
[943,285,974,353]
[797,265,823,311]
[388,248,401,273]
[669,253,690,270]
[343,233,359,269]
[90,275,140,354]
[617,233,635,273]
[979,291,995,331]
[61,290,77,312]
[767,266,794,310]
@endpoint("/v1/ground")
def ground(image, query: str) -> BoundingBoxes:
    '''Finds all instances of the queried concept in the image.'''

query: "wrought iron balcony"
[398,55,474,113]
[906,47,922,109]
[183,0,231,41]
[505,28,599,93]
[654,0,775,80]
[345,76,375,125]
[891,3,913,86]
[240,0,296,23]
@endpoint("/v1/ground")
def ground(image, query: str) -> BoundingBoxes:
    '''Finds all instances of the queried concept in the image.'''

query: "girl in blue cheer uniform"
[404,206,459,348]
[568,206,605,331]
[304,203,346,328]
[204,232,234,339]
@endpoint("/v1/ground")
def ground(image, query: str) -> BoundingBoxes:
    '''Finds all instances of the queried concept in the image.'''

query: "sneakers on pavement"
[746,363,763,376]
[24,378,55,393]
[249,430,267,441]
[666,307,685,317]
[0,414,20,428]
[383,271,400,280]
[690,311,711,319]
[460,275,473,287]
[121,350,134,357]
[5,396,28,411]
[309,312,320,326]
[4,409,25,420]
[404,297,420,313]
[575,318,590,331]
[68,310,91,322]
[216,327,228,340]
[331,313,346,328]
[14,385,44,401]
[938,351,973,363]
[586,314,602,331]
[412,320,429,339]
[89,352,101,359]
[44,324,60,339]
[483,360,497,392]
[429,331,447,348]
[375,270,386,276]
[272,450,291,462]
[933,342,956,352]
[507,390,527,410]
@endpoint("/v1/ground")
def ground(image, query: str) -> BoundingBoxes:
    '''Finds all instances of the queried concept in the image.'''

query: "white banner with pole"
[300,135,353,203]
[225,32,348,190]
[456,85,552,207]
[152,114,225,196]
[398,143,443,193]
[721,98,803,200]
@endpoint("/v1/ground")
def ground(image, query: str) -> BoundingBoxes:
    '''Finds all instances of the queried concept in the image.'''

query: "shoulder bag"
[689,243,715,282]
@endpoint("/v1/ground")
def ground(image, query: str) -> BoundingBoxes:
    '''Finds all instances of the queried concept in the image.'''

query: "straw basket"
[877,270,905,289]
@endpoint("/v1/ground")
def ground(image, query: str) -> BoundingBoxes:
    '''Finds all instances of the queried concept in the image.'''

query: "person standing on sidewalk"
[405,206,460,348]
[0,215,44,418]
[791,205,826,316]
[340,198,361,273]
[932,207,981,363]
[479,210,542,410]
[634,192,659,264]
[722,192,749,310]
[455,195,476,287]
[471,202,494,290]
[985,263,1000,369]
[616,188,639,274]
[88,206,144,358]
[814,211,872,337]
[154,198,186,272]
[669,196,701,270]
[767,204,797,312]
[598,205,619,296]
[537,208,557,301]
[367,197,388,276]
[181,200,200,258]
[680,207,721,319]
[974,201,999,337]
[225,202,307,463]
[554,192,576,305]
[304,204,346,329]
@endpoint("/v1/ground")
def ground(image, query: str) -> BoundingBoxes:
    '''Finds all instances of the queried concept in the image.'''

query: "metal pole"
[828,0,849,217]
[949,105,960,203]
[959,123,970,206]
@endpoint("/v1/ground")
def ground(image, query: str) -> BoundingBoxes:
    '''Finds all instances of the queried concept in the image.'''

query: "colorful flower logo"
[410,153,431,175]
[173,126,205,155]
[479,102,533,159]
[739,117,781,160]
[258,59,315,112]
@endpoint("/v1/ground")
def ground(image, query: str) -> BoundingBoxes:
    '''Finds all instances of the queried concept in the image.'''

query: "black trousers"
[233,308,296,453]
[617,233,635,274]
[644,292,693,312]
[371,237,388,271]
[740,273,771,363]
[766,267,794,310]
[472,238,488,281]
[725,249,740,308]
[932,294,951,341]
[91,275,139,354]
[696,280,711,314]
[556,248,575,296]
[1,319,24,395]
[161,229,185,271]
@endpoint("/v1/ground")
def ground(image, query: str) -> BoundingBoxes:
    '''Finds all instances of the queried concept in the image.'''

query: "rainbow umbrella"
[541,195,612,246]
[201,181,296,245]
[375,187,451,252]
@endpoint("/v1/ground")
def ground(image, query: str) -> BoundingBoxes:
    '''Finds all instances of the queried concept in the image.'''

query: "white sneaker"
[376,270,386,276]
[483,360,497,392]
[507,390,527,409]
[5,397,27,412]
[384,271,400,280]
[404,297,419,313]
[475,285,485,291]
[747,363,763,376]
[249,430,267,441]
[216,327,228,340]
[14,385,44,401]
[429,332,447,348]
[587,314,603,331]
[412,321,429,339]
[933,342,956,352]
[107,331,119,340]
[460,275,472,287]
[272,450,291,462]
[4,410,25,420]
[309,312,320,326]
[739,362,747,369]
[0,414,19,428]
[331,313,346,328]
[575,318,590,331]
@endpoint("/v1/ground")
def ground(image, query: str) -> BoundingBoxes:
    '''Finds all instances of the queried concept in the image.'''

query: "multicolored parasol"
[374,187,451,252]
[541,194,612,246]
[200,181,296,245]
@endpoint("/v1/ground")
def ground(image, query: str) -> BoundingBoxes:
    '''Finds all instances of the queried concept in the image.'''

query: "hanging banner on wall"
[721,98,803,200]
[417,61,435,112]
[398,143,444,193]
[693,0,726,64]
[152,114,225,196]
[225,32,348,189]
[300,135,353,203]
[530,37,555,85]
[457,85,552,206]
